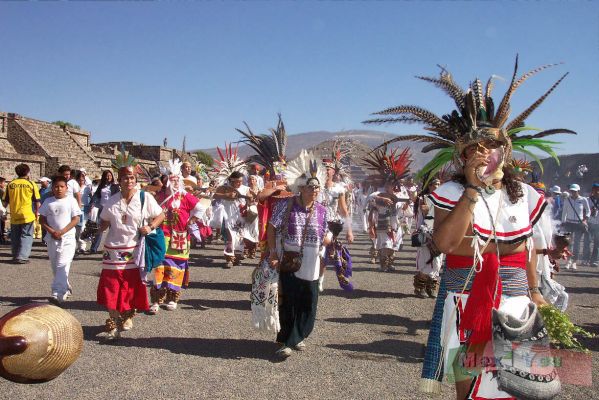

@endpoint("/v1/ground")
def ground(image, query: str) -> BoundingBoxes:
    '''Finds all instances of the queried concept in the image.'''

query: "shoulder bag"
[278,197,315,273]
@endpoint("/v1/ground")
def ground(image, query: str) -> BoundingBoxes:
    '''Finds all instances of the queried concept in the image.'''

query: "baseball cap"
[39,177,51,183]
[569,183,580,192]
[549,185,561,194]
[593,182,599,188]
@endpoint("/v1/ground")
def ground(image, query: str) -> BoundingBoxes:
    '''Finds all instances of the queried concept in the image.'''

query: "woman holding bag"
[149,159,206,314]
[266,150,330,359]
[97,154,164,339]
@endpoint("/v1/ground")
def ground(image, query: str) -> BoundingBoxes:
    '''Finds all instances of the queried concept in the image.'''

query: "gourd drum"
[0,304,83,383]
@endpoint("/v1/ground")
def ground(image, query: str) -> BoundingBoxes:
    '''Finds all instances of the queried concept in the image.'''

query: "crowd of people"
[1,60,598,399]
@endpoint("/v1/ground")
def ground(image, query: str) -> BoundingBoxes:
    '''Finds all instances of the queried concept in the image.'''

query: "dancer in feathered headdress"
[148,157,206,315]
[97,146,165,339]
[237,115,294,261]
[362,146,413,272]
[319,140,355,291]
[264,149,331,358]
[211,143,255,268]
[364,58,574,399]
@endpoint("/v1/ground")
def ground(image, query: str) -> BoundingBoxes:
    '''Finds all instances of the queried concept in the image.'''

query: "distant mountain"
[194,129,434,172]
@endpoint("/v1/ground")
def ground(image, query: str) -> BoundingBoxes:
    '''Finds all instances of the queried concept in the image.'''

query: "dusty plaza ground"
[1,232,598,400]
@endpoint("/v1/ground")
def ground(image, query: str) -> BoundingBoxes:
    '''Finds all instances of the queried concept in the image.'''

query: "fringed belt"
[445,252,527,344]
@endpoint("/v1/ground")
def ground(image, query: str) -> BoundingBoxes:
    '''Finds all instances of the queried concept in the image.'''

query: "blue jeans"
[10,222,34,261]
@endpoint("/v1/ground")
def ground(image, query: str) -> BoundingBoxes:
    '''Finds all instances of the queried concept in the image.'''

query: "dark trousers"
[276,272,319,347]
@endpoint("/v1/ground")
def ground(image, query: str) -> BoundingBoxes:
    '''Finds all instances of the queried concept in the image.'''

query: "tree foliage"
[52,120,81,130]
[195,150,214,167]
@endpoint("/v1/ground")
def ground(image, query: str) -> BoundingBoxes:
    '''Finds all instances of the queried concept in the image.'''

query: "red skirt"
[97,269,149,313]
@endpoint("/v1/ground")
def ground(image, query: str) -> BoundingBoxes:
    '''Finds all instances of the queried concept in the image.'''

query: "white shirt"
[100,186,114,207]
[67,179,81,198]
[562,195,590,223]
[320,182,346,222]
[39,196,82,239]
[100,191,163,248]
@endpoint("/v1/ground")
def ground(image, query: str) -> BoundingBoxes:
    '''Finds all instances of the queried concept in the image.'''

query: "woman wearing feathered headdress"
[265,150,331,358]
[365,57,574,399]
[96,148,165,339]
[319,140,355,291]
[148,159,207,314]
[362,146,413,272]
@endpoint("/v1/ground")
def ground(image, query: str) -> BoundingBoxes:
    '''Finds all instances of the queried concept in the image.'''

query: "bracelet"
[528,286,541,294]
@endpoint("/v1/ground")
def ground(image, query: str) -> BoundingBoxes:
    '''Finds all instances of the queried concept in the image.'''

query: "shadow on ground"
[96,335,278,361]
[327,338,424,363]
[325,313,429,335]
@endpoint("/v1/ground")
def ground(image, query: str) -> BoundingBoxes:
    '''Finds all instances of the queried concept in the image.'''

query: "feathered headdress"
[212,143,247,186]
[511,158,533,176]
[362,146,412,186]
[285,150,326,193]
[322,138,352,182]
[111,145,139,178]
[363,56,576,180]
[237,113,287,180]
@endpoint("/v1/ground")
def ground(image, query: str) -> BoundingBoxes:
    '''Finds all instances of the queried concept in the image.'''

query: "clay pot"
[0,304,83,383]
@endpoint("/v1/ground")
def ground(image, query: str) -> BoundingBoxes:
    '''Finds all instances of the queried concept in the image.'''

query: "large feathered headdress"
[285,150,326,193]
[363,56,576,180]
[362,146,412,186]
[212,143,247,186]
[237,113,287,180]
[322,138,352,183]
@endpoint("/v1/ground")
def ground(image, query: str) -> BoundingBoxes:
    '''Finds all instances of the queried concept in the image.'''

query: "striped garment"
[444,265,528,296]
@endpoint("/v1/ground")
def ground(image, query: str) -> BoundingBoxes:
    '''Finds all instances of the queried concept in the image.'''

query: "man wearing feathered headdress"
[212,143,254,268]
[362,146,413,272]
[147,159,207,314]
[365,57,575,399]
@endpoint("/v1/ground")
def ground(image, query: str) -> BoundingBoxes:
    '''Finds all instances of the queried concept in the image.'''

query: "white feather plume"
[285,150,326,193]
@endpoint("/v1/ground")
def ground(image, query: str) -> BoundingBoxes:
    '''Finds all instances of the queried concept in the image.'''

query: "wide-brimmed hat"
[39,177,51,183]
[549,185,561,194]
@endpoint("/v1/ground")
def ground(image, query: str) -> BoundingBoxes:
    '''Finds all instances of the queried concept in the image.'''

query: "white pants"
[46,235,76,298]
[416,246,444,279]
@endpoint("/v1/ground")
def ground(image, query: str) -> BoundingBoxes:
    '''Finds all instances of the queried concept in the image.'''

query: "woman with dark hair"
[364,60,575,399]
[89,170,120,253]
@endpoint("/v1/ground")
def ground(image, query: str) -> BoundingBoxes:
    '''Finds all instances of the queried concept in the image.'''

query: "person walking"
[267,154,330,358]
[2,164,41,264]
[39,175,81,305]
[149,159,204,314]
[586,182,599,267]
[89,170,120,253]
[561,183,590,269]
[96,156,164,339]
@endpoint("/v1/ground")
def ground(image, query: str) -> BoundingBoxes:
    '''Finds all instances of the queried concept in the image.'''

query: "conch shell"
[0,304,83,383]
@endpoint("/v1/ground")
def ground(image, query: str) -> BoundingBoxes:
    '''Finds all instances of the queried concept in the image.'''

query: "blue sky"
[1,2,598,155]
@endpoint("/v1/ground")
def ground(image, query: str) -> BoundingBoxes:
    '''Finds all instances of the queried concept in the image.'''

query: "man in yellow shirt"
[2,164,41,264]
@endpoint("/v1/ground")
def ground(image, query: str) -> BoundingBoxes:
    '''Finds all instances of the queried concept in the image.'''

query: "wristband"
[528,287,541,294]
